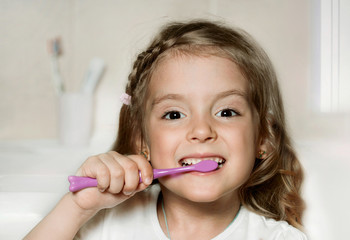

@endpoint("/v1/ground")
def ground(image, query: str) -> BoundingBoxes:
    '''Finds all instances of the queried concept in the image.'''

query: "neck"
[157,186,241,240]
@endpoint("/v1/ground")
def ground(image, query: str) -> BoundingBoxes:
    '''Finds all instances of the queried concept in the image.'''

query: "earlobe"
[135,134,150,160]
[140,149,150,160]
[256,136,269,159]
[139,139,151,161]
[257,150,266,159]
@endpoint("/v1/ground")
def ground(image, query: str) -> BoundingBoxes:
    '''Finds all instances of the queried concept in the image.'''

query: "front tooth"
[212,158,222,164]
[181,157,225,165]
[183,158,200,165]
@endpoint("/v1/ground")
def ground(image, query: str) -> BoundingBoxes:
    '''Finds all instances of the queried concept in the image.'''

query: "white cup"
[58,93,93,146]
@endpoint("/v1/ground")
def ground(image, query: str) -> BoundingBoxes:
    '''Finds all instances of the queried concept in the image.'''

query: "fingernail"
[144,177,153,185]
[123,191,133,196]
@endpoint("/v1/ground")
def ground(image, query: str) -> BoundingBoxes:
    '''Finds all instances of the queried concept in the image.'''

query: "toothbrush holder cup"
[58,93,94,146]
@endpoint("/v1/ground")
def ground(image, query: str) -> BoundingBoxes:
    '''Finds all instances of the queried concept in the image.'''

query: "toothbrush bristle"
[195,160,218,172]
[47,37,62,56]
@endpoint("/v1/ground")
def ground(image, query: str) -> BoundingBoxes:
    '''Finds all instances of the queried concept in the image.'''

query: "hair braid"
[114,32,180,153]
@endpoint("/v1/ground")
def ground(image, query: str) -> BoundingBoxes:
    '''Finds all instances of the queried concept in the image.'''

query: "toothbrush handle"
[68,172,146,192]
[69,166,194,192]
[151,165,193,180]
[68,176,98,192]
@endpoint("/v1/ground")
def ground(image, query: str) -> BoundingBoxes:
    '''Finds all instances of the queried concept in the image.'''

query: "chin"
[180,186,229,203]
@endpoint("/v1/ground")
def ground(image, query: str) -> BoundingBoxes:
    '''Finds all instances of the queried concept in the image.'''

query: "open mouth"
[179,157,226,168]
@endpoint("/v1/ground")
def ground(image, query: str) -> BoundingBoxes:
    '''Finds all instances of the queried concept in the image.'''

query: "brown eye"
[162,111,185,120]
[216,109,238,118]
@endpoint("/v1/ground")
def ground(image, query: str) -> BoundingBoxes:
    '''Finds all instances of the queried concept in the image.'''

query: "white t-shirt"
[75,184,307,240]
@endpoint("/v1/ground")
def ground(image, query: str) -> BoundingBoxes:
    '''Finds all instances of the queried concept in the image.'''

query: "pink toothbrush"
[68,160,218,192]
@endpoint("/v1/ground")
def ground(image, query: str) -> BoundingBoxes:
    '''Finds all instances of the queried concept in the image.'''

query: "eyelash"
[162,111,186,120]
[161,108,240,120]
[215,108,240,118]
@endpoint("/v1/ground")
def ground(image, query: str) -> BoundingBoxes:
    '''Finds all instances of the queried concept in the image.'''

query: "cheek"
[222,121,257,159]
[150,130,175,150]
[148,123,176,145]
[220,125,257,184]
[146,124,182,167]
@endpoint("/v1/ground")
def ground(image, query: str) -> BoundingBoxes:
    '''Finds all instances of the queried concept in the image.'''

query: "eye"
[215,108,238,118]
[162,111,186,120]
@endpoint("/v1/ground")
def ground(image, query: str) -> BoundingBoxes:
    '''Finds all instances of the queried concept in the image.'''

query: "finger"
[128,154,153,186]
[77,156,111,192]
[111,154,140,195]
[99,152,125,194]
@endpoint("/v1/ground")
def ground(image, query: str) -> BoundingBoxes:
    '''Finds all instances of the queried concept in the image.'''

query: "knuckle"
[99,153,110,160]
[107,151,120,158]
[109,185,123,194]
[96,164,109,177]
[79,156,102,176]
[86,155,99,164]
[109,179,124,194]
[124,161,138,172]
[132,154,146,162]
[112,167,125,179]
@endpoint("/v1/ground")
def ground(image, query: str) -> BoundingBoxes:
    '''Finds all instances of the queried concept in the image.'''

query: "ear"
[136,137,151,160]
[256,136,270,159]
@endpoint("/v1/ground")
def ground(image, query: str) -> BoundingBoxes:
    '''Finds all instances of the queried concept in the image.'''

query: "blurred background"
[0,0,349,239]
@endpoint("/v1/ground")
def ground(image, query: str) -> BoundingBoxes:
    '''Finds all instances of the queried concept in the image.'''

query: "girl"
[25,20,307,240]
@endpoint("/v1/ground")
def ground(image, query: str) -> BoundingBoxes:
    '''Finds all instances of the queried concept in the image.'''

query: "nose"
[186,116,217,143]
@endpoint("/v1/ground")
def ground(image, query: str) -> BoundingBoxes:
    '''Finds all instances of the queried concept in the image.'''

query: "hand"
[69,151,153,213]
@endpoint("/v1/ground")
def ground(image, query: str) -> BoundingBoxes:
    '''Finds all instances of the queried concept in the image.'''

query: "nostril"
[186,118,217,142]
[190,135,215,143]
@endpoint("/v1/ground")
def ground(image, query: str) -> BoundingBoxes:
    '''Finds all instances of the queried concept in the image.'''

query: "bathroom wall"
[3,0,346,142]
[0,0,214,140]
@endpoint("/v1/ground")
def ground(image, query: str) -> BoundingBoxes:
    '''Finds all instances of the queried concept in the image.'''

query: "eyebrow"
[151,89,247,107]
[214,89,247,101]
[152,94,184,107]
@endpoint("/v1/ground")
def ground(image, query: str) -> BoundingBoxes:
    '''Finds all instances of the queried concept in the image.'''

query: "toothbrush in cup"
[47,37,64,95]
[68,160,218,192]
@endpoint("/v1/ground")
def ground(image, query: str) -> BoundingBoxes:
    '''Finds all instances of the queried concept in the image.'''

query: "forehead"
[148,54,248,101]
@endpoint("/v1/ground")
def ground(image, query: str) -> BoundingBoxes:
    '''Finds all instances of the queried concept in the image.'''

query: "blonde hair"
[112,20,305,229]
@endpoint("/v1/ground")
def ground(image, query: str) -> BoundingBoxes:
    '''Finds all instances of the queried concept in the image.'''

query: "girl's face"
[144,54,263,202]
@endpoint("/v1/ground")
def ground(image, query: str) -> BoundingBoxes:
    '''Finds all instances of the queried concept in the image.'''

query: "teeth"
[180,157,226,167]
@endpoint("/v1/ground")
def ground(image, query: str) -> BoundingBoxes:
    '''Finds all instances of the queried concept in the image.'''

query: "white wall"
[0,0,214,139]
[2,0,349,141]
[0,0,318,141]
[2,0,349,142]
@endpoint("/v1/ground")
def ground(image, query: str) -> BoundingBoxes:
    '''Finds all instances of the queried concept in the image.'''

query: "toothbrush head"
[192,160,218,172]
[47,37,62,56]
